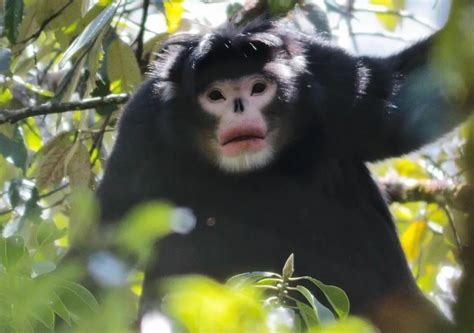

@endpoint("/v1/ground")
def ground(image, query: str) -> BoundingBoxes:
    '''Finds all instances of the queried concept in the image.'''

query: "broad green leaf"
[294,285,320,321]
[35,0,84,31]
[0,126,28,170]
[84,27,106,95]
[0,87,13,106]
[164,276,267,333]
[268,0,297,15]
[370,0,405,32]
[58,3,117,68]
[143,32,168,57]
[164,0,183,32]
[107,38,142,93]
[400,220,427,262]
[12,75,54,97]
[50,292,72,326]
[18,187,41,226]
[55,56,86,102]
[297,277,350,319]
[0,48,12,74]
[16,1,39,43]
[30,132,72,165]
[21,118,42,152]
[227,271,281,288]
[32,305,55,329]
[65,141,91,188]
[32,261,56,277]
[0,235,27,268]
[57,281,99,320]
[308,317,375,333]
[32,133,73,191]
[68,188,98,246]
[393,159,428,178]
[36,221,68,246]
[0,155,20,186]
[295,299,320,327]
[117,201,173,261]
[5,0,24,43]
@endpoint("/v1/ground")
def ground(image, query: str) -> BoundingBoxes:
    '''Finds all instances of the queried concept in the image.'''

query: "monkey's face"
[197,74,285,173]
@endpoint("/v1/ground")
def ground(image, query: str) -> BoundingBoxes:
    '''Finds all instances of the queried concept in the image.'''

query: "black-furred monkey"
[96,7,471,333]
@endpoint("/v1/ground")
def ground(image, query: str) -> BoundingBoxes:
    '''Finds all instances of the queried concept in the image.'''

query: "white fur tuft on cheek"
[217,147,275,173]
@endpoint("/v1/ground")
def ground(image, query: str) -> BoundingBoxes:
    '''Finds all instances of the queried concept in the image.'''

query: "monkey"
[95,17,471,333]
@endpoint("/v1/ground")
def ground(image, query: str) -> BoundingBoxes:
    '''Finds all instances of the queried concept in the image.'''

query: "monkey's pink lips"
[219,128,267,156]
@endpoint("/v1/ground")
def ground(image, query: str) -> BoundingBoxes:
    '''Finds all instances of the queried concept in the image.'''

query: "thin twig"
[0,94,129,124]
[39,183,69,199]
[0,208,14,216]
[135,0,151,61]
[352,4,437,31]
[443,204,463,251]
[90,112,113,167]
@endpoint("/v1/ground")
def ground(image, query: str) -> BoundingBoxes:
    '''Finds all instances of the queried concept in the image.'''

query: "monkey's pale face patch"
[198,75,278,173]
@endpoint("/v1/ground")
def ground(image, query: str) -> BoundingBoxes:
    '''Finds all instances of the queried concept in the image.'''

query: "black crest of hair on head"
[151,18,308,102]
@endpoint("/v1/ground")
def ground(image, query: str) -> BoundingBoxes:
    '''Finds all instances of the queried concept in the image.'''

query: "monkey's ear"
[150,34,201,81]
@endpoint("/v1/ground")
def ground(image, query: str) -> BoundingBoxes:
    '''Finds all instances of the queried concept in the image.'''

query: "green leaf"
[5,0,24,43]
[226,271,281,288]
[32,133,73,191]
[0,155,20,187]
[300,277,350,319]
[35,0,84,32]
[295,299,320,327]
[58,281,99,320]
[55,56,86,102]
[308,317,375,333]
[68,188,98,246]
[84,27,106,94]
[117,202,173,261]
[16,2,39,43]
[21,118,42,152]
[164,0,184,32]
[32,261,56,277]
[282,253,294,280]
[268,0,297,15]
[58,3,117,68]
[31,305,55,329]
[294,285,320,322]
[370,0,405,31]
[0,235,27,268]
[0,126,28,171]
[0,48,12,75]
[36,221,68,246]
[107,38,142,93]
[0,87,13,106]
[50,292,72,326]
[65,141,91,188]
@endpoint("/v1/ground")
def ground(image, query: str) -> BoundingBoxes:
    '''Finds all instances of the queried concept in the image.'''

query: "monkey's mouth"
[219,128,267,156]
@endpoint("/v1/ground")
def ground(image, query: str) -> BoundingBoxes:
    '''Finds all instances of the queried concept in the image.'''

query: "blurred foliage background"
[0,0,473,332]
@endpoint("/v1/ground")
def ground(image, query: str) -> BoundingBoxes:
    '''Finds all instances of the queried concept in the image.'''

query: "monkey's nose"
[234,98,244,113]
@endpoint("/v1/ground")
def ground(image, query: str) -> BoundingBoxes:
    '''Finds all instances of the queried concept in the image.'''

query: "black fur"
[97,20,466,331]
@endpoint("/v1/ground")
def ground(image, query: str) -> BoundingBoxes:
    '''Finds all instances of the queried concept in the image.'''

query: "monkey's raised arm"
[320,31,472,162]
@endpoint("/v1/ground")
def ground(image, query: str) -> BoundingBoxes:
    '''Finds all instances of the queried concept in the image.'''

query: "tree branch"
[379,178,472,211]
[0,94,130,124]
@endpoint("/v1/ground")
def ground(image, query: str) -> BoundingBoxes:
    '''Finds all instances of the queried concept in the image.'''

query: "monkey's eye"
[207,90,225,102]
[251,82,267,95]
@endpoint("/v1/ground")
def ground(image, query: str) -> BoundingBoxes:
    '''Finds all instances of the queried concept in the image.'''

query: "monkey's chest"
[164,166,390,237]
